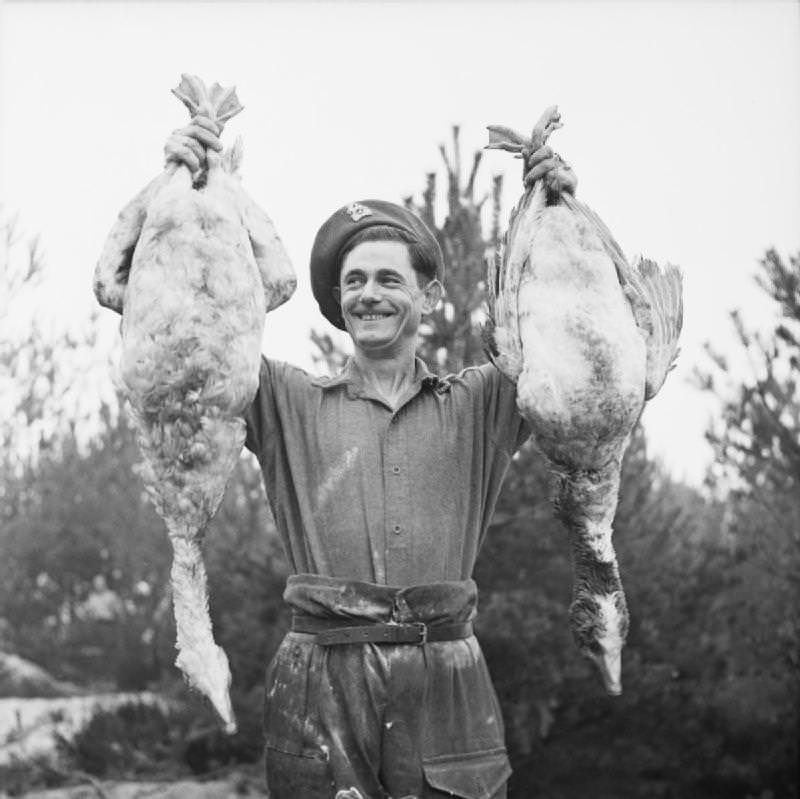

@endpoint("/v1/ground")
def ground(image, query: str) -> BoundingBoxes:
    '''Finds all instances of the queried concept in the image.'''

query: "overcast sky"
[2,0,799,486]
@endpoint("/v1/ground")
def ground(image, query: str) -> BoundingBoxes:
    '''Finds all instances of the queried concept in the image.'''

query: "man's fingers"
[192,114,223,137]
[177,146,202,173]
[167,143,201,173]
[526,145,554,169]
[187,138,207,163]
[163,113,225,172]
[185,124,223,151]
[523,156,560,186]
[165,132,207,167]
[524,159,577,195]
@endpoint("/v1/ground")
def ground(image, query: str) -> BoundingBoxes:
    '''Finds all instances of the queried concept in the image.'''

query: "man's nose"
[359,278,382,302]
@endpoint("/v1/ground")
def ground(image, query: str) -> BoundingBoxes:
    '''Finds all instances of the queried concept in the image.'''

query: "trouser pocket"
[265,746,335,799]
[422,748,511,799]
[263,633,327,757]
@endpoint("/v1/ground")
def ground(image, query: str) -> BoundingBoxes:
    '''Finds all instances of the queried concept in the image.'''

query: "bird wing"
[560,194,683,400]
[560,194,650,328]
[630,256,684,400]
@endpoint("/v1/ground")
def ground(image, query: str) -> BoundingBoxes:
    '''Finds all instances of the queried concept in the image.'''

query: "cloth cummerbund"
[284,573,478,646]
[291,613,472,645]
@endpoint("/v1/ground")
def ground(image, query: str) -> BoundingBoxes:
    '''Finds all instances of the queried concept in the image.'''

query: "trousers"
[263,574,511,799]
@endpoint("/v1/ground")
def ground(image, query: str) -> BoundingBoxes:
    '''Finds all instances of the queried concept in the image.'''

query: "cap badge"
[345,202,373,222]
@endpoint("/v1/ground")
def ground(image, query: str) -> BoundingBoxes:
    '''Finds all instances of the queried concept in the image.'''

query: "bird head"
[176,643,237,734]
[569,590,629,695]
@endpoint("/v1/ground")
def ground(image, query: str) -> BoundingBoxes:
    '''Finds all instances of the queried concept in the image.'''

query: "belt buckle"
[411,621,428,645]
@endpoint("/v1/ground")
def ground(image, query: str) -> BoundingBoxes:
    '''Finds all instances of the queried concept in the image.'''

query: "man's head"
[334,234,442,355]
[310,200,444,332]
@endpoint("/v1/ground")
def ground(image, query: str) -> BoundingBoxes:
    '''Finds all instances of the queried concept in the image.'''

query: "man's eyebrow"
[342,267,409,279]
[375,268,409,278]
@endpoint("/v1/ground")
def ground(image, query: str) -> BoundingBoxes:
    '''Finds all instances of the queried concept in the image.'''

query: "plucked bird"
[485,106,683,694]
[93,75,296,731]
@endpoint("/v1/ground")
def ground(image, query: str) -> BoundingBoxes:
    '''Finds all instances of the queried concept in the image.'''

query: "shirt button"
[393,524,402,535]
[392,465,401,474]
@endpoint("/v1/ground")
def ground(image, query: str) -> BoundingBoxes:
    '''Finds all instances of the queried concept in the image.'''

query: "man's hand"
[164,114,223,173]
[522,144,578,196]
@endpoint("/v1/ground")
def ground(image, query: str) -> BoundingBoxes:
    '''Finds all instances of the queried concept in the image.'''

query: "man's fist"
[522,144,578,196]
[164,114,223,173]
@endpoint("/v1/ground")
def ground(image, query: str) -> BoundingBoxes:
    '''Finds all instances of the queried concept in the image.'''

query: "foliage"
[0,402,174,688]
[700,249,799,584]
[306,131,798,797]
[0,754,66,797]
[55,701,192,779]
[203,453,291,754]
[403,127,504,372]
[1,161,797,796]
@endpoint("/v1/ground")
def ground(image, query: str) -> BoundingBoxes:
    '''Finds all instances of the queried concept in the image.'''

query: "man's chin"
[352,333,394,352]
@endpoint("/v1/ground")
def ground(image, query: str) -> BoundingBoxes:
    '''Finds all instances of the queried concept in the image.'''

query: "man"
[166,118,576,799]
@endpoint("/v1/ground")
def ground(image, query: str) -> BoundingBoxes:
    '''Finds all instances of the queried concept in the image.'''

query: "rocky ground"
[0,652,269,799]
[13,775,267,798]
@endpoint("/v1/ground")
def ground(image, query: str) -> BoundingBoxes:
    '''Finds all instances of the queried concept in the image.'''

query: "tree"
[690,249,800,796]
[0,213,173,688]
[700,249,799,586]
[361,131,799,798]
[403,125,503,372]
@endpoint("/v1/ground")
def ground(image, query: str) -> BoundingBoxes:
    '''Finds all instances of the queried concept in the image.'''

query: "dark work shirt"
[245,356,529,586]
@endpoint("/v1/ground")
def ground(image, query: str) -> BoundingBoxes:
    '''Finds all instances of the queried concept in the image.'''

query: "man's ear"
[421,279,443,314]
[332,286,341,304]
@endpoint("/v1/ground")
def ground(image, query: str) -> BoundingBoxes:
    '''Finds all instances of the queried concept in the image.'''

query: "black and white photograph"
[1,1,798,797]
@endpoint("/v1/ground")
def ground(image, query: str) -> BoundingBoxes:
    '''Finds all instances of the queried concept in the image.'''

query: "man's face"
[337,240,437,356]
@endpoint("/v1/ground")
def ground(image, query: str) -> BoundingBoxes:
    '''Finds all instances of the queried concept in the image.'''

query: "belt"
[291,613,473,646]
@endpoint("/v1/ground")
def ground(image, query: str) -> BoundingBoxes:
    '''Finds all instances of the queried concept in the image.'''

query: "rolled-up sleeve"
[461,362,530,457]
[244,356,316,470]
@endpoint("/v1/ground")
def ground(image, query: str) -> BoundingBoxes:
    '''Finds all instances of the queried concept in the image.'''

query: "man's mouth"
[356,312,392,321]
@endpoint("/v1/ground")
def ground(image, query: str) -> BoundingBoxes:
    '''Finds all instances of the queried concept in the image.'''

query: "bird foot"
[530,105,563,150]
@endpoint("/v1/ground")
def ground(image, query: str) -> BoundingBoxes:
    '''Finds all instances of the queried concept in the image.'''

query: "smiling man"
[165,122,575,799]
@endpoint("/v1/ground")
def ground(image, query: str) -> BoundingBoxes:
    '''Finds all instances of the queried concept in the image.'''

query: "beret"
[310,199,444,330]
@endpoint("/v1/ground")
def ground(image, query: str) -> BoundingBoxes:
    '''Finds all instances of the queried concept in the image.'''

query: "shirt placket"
[384,409,411,585]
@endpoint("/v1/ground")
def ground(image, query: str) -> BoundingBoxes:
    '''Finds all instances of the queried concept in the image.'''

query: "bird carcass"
[93,75,296,732]
[485,106,683,694]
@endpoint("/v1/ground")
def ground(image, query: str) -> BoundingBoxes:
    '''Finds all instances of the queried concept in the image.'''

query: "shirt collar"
[311,356,443,395]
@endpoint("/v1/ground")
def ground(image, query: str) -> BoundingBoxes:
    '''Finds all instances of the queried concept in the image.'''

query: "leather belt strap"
[291,613,473,646]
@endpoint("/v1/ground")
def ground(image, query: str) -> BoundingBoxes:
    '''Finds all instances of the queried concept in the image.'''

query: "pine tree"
[402,125,503,372]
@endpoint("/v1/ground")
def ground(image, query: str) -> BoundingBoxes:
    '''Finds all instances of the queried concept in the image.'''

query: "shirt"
[244,356,529,586]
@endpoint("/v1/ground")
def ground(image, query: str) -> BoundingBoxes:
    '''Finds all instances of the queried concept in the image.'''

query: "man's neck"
[352,346,418,410]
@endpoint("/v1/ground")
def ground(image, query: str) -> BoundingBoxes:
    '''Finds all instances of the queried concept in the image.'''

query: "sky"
[1,0,799,486]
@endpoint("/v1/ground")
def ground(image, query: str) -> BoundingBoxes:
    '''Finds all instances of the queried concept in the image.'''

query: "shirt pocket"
[423,747,512,799]
[263,632,328,759]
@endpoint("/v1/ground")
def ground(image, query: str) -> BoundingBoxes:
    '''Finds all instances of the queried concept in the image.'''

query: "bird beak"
[176,645,237,734]
[591,650,623,696]
[208,677,237,735]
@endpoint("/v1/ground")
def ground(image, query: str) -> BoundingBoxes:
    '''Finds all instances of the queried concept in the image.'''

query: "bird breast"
[515,203,647,468]
[121,166,265,413]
